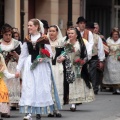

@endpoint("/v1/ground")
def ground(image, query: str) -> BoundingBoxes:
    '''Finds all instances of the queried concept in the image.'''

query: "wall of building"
[30,0,81,36]
[59,0,68,35]
[5,0,20,30]
[24,0,28,36]
[35,0,52,25]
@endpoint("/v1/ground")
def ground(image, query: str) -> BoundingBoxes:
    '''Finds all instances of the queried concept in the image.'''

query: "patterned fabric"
[65,55,75,83]
[0,78,9,103]
[103,38,120,86]
[6,61,20,104]
[0,103,10,114]
[66,40,95,104]
[19,105,54,115]
[69,80,95,103]
[0,38,21,106]
[103,56,120,85]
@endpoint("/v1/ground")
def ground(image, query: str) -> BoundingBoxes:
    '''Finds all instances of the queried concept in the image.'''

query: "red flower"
[75,58,81,63]
[74,58,85,65]
[40,49,50,58]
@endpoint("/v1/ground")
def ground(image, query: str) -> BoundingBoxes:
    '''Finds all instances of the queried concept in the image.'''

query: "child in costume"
[0,53,18,120]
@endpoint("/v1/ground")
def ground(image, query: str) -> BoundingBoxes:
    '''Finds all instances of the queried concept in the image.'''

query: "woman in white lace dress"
[103,28,120,94]
[58,27,95,111]
[0,53,19,119]
[47,25,64,117]
[0,24,21,111]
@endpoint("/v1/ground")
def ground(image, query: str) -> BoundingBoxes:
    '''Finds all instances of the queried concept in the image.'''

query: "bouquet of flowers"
[73,58,83,78]
[60,43,75,57]
[117,52,120,61]
[65,43,75,52]
[30,48,50,70]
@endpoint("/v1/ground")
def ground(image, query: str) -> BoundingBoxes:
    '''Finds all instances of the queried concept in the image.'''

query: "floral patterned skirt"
[69,78,95,104]
[0,78,10,114]
[0,103,10,114]
[6,61,20,105]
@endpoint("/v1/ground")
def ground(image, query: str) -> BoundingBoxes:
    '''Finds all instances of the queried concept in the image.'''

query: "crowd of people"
[0,16,120,120]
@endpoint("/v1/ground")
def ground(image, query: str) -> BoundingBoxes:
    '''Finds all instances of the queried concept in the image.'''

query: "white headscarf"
[36,19,44,34]
[47,25,63,40]
[56,25,63,39]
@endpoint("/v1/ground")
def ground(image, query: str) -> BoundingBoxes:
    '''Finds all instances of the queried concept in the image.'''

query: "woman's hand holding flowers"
[57,56,65,63]
[38,58,44,63]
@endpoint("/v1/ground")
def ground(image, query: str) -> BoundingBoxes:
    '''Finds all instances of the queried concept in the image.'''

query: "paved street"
[3,92,120,120]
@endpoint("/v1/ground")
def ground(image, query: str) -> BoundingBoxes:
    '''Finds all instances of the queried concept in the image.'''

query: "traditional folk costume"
[0,38,21,108]
[89,33,105,94]
[0,53,15,118]
[16,33,61,115]
[48,26,64,106]
[103,38,120,89]
[81,29,94,55]
[64,39,95,105]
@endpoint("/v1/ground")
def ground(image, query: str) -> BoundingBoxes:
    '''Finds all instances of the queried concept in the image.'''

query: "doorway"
[86,0,120,38]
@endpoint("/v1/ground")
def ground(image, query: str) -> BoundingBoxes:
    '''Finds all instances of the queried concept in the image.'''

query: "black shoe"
[0,118,3,120]
[76,103,82,105]
[48,113,54,117]
[113,92,120,95]
[1,114,10,118]
[55,113,62,117]
[94,91,98,95]
[36,114,41,119]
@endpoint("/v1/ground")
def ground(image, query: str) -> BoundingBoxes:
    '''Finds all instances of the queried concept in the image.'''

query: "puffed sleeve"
[98,36,105,61]
[16,42,29,72]
[0,53,15,79]
[88,31,94,55]
[3,70,15,79]
[83,38,92,60]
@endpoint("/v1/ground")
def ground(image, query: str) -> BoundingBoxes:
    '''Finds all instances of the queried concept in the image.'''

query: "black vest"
[25,35,50,62]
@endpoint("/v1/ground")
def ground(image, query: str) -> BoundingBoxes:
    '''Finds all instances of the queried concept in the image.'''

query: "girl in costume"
[47,25,64,117]
[0,53,18,120]
[103,28,120,94]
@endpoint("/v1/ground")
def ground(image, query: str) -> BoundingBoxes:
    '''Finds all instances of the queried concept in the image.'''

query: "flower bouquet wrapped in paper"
[59,43,75,57]
[30,48,50,70]
[117,52,120,61]
[73,58,83,78]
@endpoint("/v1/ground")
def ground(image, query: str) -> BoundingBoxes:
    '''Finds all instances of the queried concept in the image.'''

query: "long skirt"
[0,78,10,114]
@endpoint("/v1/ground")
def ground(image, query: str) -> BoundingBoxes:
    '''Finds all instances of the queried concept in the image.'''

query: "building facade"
[0,0,120,39]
